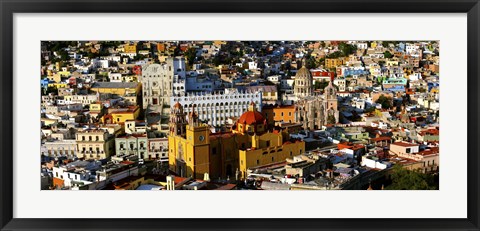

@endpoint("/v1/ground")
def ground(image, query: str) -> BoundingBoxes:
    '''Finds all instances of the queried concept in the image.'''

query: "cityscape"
[41,41,439,190]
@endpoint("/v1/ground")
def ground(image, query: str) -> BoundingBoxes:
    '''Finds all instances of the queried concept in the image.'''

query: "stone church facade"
[293,62,339,130]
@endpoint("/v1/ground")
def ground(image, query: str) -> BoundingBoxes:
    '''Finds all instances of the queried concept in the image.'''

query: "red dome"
[238,111,265,125]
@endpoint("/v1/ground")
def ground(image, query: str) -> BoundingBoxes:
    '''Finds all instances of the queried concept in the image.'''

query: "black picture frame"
[1,0,479,230]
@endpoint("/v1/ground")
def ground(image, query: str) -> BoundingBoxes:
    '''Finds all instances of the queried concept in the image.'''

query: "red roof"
[371,136,391,142]
[238,111,265,125]
[392,142,418,147]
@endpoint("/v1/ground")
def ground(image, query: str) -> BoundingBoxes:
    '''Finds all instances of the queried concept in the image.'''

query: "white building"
[406,43,420,54]
[185,76,213,92]
[108,72,122,82]
[408,72,422,81]
[356,42,368,50]
[267,75,281,84]
[171,88,262,127]
[42,139,77,158]
[334,78,346,92]
[120,52,137,59]
[101,55,121,62]
[141,58,186,110]
[248,61,258,70]
[56,94,99,106]
[52,160,102,189]
[361,155,390,169]
[93,59,109,69]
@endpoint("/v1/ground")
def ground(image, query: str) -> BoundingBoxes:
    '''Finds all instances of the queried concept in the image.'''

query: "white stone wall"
[171,89,262,127]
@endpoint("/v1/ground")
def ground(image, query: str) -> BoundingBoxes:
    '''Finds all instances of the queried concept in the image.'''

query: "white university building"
[170,88,262,128]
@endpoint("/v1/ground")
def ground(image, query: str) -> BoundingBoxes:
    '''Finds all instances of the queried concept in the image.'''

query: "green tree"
[184,47,197,65]
[376,94,393,109]
[364,107,375,113]
[306,57,318,69]
[314,80,329,90]
[58,50,70,62]
[42,86,57,95]
[338,42,357,56]
[386,165,438,190]
[384,50,393,58]
[133,54,146,61]
[327,51,343,58]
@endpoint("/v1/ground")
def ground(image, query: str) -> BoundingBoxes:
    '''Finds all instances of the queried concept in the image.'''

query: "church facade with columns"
[293,62,340,130]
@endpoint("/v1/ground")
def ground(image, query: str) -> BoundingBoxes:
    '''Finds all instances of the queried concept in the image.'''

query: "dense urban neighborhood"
[41,41,439,190]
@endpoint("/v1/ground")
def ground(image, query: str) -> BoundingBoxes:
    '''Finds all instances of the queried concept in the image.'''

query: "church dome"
[296,66,312,79]
[237,102,265,125]
[173,102,182,109]
[238,110,265,125]
[294,61,313,97]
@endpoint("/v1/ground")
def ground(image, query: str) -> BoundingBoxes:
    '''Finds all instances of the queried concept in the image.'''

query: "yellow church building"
[168,102,305,180]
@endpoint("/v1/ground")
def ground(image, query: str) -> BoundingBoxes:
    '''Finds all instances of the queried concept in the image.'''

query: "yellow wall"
[89,104,103,112]
[90,86,138,96]
[239,141,304,178]
[325,58,345,68]
[48,83,68,88]
[109,110,139,124]
[57,71,71,78]
[124,44,137,53]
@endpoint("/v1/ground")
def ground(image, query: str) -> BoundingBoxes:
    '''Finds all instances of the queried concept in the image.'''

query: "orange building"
[157,43,166,52]
[262,105,296,126]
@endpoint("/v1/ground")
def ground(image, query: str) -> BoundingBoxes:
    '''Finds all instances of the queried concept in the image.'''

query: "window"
[212,147,217,155]
[256,160,259,165]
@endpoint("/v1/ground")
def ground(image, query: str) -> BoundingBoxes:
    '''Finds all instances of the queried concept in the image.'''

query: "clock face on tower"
[199,135,205,141]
